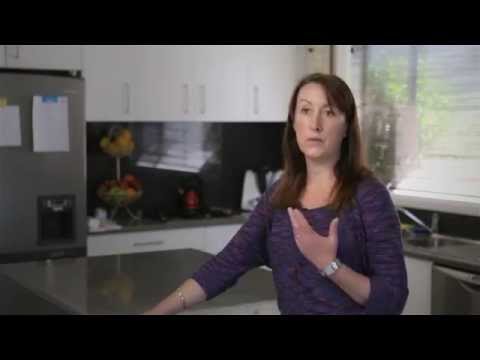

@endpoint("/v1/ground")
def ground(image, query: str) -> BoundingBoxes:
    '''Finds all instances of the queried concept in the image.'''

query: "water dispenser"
[37,195,75,245]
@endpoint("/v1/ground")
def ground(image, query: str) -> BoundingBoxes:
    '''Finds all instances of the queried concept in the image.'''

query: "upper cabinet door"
[0,46,5,67]
[246,45,305,122]
[150,45,248,123]
[4,45,82,71]
[193,45,248,122]
[84,45,145,122]
[144,45,193,122]
[304,45,332,74]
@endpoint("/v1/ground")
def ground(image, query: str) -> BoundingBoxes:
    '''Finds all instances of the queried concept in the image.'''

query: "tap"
[431,212,440,234]
[397,207,433,234]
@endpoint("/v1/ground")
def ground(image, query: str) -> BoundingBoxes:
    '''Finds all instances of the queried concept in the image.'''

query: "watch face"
[323,260,341,277]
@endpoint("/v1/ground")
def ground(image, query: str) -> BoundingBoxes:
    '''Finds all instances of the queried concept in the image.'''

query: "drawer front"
[88,228,205,257]
[204,224,242,255]
[181,301,279,315]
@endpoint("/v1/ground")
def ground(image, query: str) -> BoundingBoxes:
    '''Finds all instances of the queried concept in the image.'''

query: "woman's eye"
[301,108,310,114]
[326,109,335,116]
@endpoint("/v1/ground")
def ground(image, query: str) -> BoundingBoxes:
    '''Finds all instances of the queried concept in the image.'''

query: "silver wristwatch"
[320,258,343,277]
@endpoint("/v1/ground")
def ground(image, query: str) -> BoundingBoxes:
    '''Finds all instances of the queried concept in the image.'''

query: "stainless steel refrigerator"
[0,69,86,263]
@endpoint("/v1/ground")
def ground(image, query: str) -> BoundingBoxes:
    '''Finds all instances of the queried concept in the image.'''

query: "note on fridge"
[32,95,70,152]
[0,105,22,147]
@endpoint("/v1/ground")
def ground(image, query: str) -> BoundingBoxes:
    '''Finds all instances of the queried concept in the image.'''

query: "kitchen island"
[0,249,278,315]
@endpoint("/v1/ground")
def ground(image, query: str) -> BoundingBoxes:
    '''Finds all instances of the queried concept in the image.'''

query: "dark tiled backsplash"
[87,122,480,240]
[86,122,284,219]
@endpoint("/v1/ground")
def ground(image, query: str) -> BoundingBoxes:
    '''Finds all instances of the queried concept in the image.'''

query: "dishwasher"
[432,265,480,314]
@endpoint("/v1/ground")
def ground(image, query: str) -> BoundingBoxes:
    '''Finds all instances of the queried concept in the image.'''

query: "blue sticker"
[42,96,59,103]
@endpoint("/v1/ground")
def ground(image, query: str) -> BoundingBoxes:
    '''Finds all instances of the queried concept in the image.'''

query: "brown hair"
[271,73,372,213]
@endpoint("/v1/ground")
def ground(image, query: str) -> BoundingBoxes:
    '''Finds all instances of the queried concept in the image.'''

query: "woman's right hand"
[140,279,207,315]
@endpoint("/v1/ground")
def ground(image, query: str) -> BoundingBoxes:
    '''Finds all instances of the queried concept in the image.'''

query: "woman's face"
[293,82,347,164]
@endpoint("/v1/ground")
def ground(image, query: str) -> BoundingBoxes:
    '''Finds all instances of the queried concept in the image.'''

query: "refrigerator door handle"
[123,82,131,115]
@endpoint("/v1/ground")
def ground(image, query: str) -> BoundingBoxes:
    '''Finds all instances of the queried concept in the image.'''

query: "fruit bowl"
[97,175,143,208]
[98,186,143,208]
[100,127,135,159]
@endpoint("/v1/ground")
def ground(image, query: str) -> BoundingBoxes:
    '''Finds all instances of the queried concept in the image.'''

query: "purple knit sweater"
[192,177,409,314]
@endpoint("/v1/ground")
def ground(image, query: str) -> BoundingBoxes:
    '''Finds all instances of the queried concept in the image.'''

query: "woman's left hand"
[288,207,339,270]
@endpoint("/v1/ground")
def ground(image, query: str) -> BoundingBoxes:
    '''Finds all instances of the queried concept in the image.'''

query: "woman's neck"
[304,159,337,190]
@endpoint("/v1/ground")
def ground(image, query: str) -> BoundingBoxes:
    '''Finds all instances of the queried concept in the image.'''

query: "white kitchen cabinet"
[87,227,205,257]
[246,45,305,122]
[84,45,305,123]
[181,300,280,315]
[3,45,82,71]
[305,45,332,74]
[88,223,246,257]
[192,45,248,122]
[140,45,184,122]
[203,224,242,255]
[84,45,248,123]
[159,45,248,122]
[84,45,148,122]
[0,46,5,67]
[402,256,432,315]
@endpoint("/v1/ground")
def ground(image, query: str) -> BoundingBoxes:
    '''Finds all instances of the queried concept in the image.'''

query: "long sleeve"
[191,186,273,300]
[357,179,409,314]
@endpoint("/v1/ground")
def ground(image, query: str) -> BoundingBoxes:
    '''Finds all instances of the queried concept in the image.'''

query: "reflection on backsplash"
[136,122,221,174]
[87,122,285,220]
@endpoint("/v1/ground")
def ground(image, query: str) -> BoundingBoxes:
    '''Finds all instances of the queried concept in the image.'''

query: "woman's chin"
[303,151,327,162]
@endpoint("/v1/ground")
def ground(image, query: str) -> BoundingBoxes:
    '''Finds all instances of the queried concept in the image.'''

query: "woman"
[144,73,409,315]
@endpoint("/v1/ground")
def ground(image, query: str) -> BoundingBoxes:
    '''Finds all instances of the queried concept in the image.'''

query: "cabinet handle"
[183,84,189,114]
[253,85,259,115]
[5,45,20,60]
[123,82,130,115]
[200,84,206,115]
[133,240,165,247]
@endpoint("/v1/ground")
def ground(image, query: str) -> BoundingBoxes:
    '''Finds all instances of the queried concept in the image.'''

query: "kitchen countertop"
[403,233,480,273]
[0,249,277,315]
[3,229,480,315]
[88,214,250,236]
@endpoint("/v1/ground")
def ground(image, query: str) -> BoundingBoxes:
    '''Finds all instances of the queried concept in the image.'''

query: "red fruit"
[124,174,136,183]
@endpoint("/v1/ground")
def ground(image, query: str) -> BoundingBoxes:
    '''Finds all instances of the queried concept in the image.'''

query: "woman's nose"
[312,111,323,131]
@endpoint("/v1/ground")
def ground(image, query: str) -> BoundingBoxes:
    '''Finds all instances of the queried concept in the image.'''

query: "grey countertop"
[3,227,480,315]
[0,249,276,315]
[403,233,480,273]
[88,214,249,236]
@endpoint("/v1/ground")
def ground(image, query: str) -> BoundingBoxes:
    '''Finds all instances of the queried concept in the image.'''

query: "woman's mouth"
[307,138,323,143]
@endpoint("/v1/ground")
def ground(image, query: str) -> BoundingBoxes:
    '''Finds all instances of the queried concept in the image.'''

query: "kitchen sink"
[404,234,479,249]
[404,237,450,248]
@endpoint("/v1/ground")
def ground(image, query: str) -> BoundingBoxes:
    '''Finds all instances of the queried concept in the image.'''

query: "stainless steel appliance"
[432,265,480,314]
[0,69,86,263]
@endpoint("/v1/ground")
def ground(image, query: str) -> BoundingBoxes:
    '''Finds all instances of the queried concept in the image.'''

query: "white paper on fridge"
[0,106,22,147]
[33,95,70,152]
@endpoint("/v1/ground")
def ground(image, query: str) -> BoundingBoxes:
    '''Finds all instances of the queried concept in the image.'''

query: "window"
[351,45,480,216]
